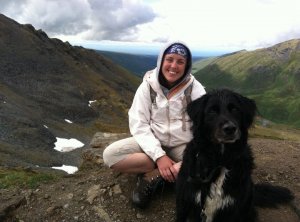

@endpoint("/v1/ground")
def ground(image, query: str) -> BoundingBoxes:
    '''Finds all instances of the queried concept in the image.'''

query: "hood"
[156,41,193,85]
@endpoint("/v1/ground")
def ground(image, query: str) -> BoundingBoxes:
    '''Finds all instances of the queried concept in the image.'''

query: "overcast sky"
[1,0,300,54]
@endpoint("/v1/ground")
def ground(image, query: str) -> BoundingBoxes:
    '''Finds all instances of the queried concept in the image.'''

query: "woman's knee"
[102,143,117,167]
[102,137,138,167]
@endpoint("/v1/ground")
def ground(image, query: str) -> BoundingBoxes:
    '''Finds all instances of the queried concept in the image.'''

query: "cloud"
[1,0,300,50]
[1,0,91,35]
[1,0,30,21]
[145,0,300,50]
[1,0,157,41]
[85,0,156,41]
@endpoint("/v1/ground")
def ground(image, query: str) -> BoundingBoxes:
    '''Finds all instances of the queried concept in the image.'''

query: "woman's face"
[161,53,187,87]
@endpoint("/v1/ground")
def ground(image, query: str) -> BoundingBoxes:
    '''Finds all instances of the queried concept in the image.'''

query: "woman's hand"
[156,155,177,182]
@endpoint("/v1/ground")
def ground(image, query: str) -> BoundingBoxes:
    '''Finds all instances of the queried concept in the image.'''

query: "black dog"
[176,89,293,222]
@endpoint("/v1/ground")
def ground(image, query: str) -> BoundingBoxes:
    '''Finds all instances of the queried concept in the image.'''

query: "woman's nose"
[170,61,177,68]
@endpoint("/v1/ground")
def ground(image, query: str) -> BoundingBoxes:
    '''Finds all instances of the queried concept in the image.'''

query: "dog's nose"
[222,122,237,136]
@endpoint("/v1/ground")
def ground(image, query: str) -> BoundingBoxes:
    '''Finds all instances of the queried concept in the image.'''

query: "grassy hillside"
[194,39,300,128]
[192,56,219,73]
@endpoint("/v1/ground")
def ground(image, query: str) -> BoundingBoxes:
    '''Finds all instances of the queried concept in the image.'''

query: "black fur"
[176,89,294,222]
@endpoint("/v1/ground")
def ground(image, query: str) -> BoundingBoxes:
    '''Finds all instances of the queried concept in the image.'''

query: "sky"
[1,0,300,55]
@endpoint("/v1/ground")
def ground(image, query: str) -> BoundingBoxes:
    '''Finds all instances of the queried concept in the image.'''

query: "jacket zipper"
[166,102,171,147]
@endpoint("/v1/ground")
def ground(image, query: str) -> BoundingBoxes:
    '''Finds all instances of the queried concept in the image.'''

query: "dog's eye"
[207,106,219,115]
[228,104,239,113]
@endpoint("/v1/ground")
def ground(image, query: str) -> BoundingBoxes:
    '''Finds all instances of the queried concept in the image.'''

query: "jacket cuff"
[153,151,166,162]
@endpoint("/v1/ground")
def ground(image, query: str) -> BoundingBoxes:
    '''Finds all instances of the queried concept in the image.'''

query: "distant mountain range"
[97,50,206,77]
[0,14,140,167]
[96,50,157,77]
[193,39,300,128]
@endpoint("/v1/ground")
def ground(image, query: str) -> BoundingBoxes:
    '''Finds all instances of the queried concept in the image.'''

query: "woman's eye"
[177,60,185,65]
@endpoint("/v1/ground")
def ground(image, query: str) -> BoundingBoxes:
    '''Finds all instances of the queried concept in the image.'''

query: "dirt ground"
[0,137,300,222]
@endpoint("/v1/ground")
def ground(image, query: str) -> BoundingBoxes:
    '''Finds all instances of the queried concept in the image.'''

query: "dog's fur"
[176,89,294,222]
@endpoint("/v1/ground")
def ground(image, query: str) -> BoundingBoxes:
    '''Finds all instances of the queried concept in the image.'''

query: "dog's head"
[188,89,257,144]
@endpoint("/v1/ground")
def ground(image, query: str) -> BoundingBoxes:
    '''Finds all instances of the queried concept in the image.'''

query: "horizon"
[69,39,243,57]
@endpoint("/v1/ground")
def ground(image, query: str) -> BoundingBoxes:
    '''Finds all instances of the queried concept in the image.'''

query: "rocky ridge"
[0,14,140,168]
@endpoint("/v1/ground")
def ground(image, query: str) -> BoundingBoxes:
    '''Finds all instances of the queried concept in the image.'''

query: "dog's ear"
[187,94,208,126]
[236,94,257,129]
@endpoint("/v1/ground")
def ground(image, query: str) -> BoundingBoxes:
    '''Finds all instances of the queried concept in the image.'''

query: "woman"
[103,41,206,208]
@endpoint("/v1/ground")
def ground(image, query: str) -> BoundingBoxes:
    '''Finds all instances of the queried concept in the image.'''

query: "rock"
[92,205,113,222]
[112,184,122,195]
[46,205,62,215]
[81,148,104,166]
[81,132,130,168]
[89,132,129,148]
[86,185,106,205]
[137,213,145,219]
[0,196,26,220]
[67,193,74,199]
[86,185,101,204]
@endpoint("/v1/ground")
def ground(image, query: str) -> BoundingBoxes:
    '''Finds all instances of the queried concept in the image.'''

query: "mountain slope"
[194,39,300,128]
[96,50,157,77]
[0,14,140,167]
[97,50,207,77]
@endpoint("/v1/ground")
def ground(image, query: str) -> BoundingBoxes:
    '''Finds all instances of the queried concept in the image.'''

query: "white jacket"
[128,41,206,162]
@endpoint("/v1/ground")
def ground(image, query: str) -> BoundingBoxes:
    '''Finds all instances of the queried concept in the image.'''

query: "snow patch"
[88,100,97,107]
[52,165,78,174]
[65,119,73,123]
[54,137,84,152]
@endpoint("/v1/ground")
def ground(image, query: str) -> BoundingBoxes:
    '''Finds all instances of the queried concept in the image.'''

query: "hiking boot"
[131,169,164,209]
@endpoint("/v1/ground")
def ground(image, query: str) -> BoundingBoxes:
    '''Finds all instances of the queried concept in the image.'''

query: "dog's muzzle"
[215,121,241,143]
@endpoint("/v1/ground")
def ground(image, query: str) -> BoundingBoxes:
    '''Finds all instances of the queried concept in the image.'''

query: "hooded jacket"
[128,41,206,162]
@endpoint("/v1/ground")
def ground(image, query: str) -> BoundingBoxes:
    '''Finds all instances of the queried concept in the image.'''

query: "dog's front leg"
[176,199,203,222]
[176,179,190,222]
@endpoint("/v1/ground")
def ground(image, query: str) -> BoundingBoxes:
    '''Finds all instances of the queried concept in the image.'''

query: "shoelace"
[142,178,164,195]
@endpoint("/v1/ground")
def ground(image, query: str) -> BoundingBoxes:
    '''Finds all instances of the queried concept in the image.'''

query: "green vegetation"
[0,168,59,189]
[192,57,218,73]
[193,39,300,128]
[250,119,300,142]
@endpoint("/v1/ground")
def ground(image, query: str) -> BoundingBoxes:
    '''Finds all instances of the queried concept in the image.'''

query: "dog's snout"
[222,122,237,136]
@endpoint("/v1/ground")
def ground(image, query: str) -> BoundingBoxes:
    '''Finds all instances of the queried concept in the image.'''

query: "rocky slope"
[0,14,140,168]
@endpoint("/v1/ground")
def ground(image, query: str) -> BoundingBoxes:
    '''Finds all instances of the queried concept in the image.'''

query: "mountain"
[97,50,206,77]
[0,14,140,167]
[96,50,157,77]
[194,39,300,128]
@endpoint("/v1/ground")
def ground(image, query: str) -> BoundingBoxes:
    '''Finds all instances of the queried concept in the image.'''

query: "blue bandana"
[165,44,188,58]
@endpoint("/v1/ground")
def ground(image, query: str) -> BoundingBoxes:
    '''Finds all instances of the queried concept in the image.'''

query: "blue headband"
[165,44,188,58]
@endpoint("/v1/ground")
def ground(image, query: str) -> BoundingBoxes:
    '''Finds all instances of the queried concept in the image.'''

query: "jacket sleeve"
[191,79,206,100]
[128,81,166,162]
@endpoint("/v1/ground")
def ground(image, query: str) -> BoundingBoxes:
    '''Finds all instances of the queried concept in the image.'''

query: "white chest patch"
[194,167,235,222]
